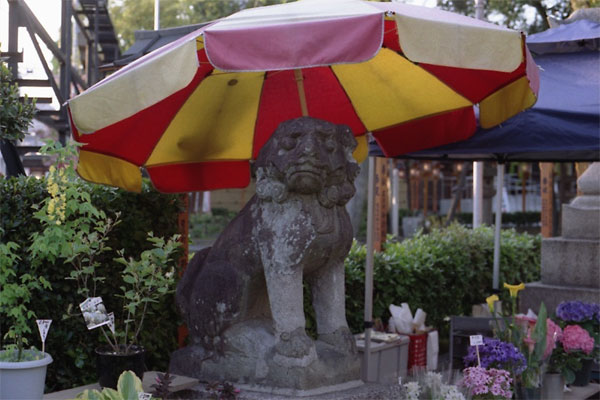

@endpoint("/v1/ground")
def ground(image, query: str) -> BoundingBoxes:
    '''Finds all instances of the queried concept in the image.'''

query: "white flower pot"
[0,351,52,400]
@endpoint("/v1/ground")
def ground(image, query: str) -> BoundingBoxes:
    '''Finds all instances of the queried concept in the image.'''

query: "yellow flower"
[486,294,499,312]
[49,165,56,173]
[48,183,59,197]
[504,282,525,298]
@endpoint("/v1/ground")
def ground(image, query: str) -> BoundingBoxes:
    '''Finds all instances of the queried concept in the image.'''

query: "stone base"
[170,320,361,395]
[541,237,600,287]
[562,202,600,240]
[519,281,600,314]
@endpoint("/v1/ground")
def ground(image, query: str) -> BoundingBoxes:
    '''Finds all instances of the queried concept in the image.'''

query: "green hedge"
[342,224,541,339]
[455,211,541,227]
[0,176,182,391]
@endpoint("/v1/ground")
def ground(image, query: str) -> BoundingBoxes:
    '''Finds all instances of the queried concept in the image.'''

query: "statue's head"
[255,117,359,207]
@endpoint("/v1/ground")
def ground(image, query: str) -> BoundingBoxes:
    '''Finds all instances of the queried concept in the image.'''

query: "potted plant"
[547,324,596,387]
[0,239,52,400]
[29,140,181,389]
[554,300,600,386]
[91,233,180,388]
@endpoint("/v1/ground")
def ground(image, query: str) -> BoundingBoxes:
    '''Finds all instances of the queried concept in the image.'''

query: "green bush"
[342,224,541,339]
[0,176,182,391]
[455,211,541,227]
[189,207,237,240]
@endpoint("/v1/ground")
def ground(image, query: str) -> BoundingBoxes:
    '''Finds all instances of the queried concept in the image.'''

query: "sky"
[0,0,62,77]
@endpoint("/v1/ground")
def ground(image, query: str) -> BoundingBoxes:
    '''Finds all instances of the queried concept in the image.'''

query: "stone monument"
[521,162,600,313]
[170,117,362,396]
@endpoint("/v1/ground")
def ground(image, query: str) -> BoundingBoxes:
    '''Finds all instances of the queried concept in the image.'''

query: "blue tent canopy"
[370,19,600,162]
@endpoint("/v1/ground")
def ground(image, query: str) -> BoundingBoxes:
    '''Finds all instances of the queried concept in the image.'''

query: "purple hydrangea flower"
[556,301,600,323]
[463,337,527,375]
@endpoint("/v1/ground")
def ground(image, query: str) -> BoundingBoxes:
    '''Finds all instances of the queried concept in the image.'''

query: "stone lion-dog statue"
[170,117,361,394]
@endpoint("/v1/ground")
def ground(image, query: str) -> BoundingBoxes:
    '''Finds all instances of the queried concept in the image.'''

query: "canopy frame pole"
[391,159,399,237]
[493,162,505,290]
[363,156,375,382]
[473,161,484,227]
[294,69,309,117]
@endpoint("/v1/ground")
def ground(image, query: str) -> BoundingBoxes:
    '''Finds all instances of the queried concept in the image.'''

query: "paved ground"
[178,382,404,400]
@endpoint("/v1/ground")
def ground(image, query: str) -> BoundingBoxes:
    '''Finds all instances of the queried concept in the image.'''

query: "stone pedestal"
[521,163,600,313]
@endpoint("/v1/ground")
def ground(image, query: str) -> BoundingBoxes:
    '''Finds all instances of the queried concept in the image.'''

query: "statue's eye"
[325,139,336,152]
[281,137,296,150]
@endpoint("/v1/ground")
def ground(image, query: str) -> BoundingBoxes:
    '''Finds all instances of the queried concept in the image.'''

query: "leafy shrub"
[0,176,182,391]
[189,207,237,240]
[455,212,541,227]
[342,224,541,340]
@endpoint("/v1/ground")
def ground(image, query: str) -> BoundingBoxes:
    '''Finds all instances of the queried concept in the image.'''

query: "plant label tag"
[138,392,152,400]
[107,312,115,334]
[36,319,52,342]
[470,335,483,346]
[79,297,110,330]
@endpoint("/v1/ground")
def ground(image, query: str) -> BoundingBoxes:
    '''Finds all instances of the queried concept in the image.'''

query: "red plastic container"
[407,333,428,370]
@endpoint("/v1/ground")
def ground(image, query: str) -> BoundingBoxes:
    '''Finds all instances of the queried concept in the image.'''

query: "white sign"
[138,392,152,400]
[79,297,110,330]
[107,312,116,334]
[36,319,52,342]
[470,335,484,346]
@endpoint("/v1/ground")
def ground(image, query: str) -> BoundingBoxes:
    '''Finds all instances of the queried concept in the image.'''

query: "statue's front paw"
[272,328,317,367]
[318,326,357,355]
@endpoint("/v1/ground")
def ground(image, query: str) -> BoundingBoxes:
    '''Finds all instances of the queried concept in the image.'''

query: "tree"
[0,60,36,176]
[110,0,291,51]
[437,0,598,34]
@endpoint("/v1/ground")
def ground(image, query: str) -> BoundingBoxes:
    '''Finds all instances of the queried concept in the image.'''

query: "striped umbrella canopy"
[68,0,539,193]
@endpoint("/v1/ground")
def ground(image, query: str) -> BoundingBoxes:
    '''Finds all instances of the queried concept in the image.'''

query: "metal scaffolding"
[2,0,120,145]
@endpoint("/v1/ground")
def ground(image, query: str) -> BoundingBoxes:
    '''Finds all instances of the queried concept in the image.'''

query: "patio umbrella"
[67,0,540,381]
[68,0,538,194]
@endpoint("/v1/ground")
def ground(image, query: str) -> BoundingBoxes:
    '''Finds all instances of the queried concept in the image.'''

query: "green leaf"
[76,389,105,400]
[99,388,121,400]
[117,370,143,400]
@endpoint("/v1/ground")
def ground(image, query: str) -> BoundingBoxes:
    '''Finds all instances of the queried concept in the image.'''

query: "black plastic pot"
[95,345,146,389]
[572,358,593,387]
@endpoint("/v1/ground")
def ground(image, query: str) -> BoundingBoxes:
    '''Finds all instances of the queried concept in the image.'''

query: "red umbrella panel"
[68,0,539,193]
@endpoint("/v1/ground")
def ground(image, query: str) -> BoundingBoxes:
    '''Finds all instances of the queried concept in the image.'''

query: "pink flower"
[561,325,594,355]
[462,367,512,399]
[544,319,563,359]
[515,314,537,327]
[523,336,536,354]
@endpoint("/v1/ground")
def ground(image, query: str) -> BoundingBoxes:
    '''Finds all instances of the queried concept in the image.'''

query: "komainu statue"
[170,117,361,395]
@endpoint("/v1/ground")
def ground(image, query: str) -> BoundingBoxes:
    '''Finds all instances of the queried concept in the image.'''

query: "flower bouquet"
[463,337,527,375]
[461,366,513,400]
[485,283,549,391]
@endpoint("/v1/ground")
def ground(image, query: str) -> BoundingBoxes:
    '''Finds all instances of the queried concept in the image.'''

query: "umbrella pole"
[493,162,504,290]
[294,69,309,117]
[363,156,375,382]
